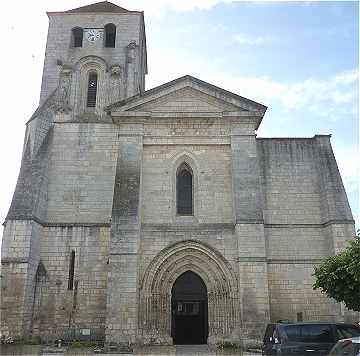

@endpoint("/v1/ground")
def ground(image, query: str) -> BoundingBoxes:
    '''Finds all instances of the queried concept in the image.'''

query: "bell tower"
[1,1,147,341]
[40,1,147,115]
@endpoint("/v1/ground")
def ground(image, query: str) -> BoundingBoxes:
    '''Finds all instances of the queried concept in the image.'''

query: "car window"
[335,326,360,340]
[301,324,333,343]
[264,324,275,343]
[283,325,302,342]
[329,340,360,356]
[283,324,333,343]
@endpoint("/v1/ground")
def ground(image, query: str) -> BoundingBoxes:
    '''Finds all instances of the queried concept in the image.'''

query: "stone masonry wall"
[1,221,43,338]
[258,138,322,225]
[32,226,110,339]
[267,262,340,322]
[142,143,233,224]
[46,122,118,223]
[258,138,356,323]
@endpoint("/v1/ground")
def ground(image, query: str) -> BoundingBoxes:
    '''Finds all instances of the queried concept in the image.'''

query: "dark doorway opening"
[171,271,208,344]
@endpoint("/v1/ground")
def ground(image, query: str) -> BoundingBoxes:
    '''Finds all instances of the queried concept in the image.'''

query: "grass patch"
[217,341,241,350]
[69,340,98,348]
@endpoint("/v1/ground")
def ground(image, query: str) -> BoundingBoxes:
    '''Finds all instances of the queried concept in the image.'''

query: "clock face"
[86,29,101,42]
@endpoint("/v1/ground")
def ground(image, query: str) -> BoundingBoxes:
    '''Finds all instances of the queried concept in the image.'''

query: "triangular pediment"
[131,87,240,113]
[109,75,267,115]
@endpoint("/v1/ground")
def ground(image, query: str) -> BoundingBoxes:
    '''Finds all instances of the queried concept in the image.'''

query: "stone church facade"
[0,1,357,347]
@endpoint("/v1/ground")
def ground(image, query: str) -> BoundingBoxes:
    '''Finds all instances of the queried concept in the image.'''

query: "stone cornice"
[3,218,353,229]
[3,217,111,228]
[111,111,262,121]
[141,223,235,232]
[1,257,29,264]
[236,257,324,264]
[263,219,355,228]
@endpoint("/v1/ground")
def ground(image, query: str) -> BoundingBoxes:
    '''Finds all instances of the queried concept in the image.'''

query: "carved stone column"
[56,68,72,113]
[108,65,123,105]
[125,41,138,98]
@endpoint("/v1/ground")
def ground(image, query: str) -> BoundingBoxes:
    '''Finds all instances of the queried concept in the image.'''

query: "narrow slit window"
[176,163,193,215]
[105,23,116,48]
[86,72,98,107]
[72,27,83,48]
[68,250,75,290]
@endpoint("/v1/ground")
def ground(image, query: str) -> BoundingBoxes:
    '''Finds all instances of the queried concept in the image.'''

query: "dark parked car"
[328,337,360,356]
[262,322,360,356]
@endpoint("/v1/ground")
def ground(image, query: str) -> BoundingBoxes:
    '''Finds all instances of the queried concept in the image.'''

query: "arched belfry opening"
[176,163,193,215]
[71,27,83,48]
[171,271,208,344]
[104,23,116,48]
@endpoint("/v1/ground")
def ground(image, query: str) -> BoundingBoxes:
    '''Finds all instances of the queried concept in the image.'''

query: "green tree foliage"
[313,232,360,312]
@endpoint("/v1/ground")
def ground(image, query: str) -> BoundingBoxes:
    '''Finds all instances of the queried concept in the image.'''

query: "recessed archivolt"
[72,56,108,114]
[139,240,239,341]
[76,55,108,72]
[141,240,237,294]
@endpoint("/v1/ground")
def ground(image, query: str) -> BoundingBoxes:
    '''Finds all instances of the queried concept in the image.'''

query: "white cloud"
[234,33,273,45]
[217,71,358,117]
[1,0,235,21]
[333,147,359,228]
[337,152,359,193]
[147,48,358,119]
[121,0,233,16]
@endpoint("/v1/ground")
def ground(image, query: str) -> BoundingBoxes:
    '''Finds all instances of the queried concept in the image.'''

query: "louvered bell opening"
[72,27,83,48]
[105,24,116,48]
[86,73,98,107]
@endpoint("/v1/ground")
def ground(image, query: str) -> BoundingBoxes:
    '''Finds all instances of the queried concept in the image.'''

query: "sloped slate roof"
[65,1,129,14]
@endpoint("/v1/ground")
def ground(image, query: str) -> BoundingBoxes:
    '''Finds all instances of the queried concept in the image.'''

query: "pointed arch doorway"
[139,240,238,345]
[171,271,208,344]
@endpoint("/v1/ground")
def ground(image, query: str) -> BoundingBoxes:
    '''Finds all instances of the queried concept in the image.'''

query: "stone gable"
[109,75,267,116]
[130,87,241,112]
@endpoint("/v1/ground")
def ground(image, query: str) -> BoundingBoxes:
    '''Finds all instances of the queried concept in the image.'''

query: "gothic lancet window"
[72,27,83,48]
[105,23,116,48]
[177,163,193,215]
[86,72,98,107]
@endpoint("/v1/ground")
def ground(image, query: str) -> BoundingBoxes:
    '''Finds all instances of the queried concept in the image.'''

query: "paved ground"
[0,344,260,356]
[134,345,259,356]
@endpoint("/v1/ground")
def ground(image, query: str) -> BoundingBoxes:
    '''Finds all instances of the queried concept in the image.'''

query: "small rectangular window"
[68,250,75,290]
[86,72,98,108]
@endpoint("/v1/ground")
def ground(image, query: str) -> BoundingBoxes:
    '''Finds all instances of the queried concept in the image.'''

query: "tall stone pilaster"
[106,123,143,346]
[231,123,270,341]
